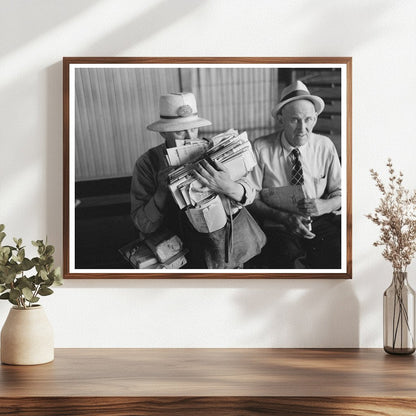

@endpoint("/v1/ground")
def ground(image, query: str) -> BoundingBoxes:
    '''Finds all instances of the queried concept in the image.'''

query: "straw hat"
[271,80,325,118]
[147,92,212,132]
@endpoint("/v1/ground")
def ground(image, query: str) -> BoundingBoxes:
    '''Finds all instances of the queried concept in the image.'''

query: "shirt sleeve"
[130,153,165,234]
[325,143,342,199]
[246,140,264,200]
[229,176,256,207]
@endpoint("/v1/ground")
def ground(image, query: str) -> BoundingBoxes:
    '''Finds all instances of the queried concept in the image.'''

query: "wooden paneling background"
[75,67,341,181]
[184,68,279,140]
[75,68,180,181]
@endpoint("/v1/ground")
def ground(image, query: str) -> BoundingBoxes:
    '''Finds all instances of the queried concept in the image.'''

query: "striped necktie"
[290,148,304,185]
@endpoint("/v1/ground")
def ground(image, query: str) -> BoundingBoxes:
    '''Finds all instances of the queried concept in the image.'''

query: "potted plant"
[0,224,62,365]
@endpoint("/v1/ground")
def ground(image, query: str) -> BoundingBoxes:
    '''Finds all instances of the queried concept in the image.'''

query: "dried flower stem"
[366,159,416,272]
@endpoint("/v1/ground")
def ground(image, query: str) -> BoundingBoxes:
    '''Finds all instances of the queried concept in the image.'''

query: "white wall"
[1,0,415,347]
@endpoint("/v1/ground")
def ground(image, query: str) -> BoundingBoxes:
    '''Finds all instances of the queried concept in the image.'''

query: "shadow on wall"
[0,0,102,56]
[233,280,359,348]
[286,0,395,53]
[79,0,205,55]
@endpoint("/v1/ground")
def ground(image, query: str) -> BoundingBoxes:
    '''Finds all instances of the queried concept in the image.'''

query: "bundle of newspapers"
[167,129,257,233]
[119,230,188,269]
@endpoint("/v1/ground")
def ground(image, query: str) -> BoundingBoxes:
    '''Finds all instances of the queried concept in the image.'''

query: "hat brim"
[147,117,212,132]
[271,95,325,119]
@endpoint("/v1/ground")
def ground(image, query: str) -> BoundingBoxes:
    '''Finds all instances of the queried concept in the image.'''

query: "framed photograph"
[63,57,352,279]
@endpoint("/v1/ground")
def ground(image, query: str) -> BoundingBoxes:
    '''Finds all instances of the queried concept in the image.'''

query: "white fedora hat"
[271,80,325,118]
[147,92,212,132]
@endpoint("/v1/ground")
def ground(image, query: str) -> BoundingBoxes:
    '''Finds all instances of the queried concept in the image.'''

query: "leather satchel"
[199,206,266,269]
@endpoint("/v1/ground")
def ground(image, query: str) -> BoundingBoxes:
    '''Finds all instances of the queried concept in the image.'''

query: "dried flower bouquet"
[367,159,416,353]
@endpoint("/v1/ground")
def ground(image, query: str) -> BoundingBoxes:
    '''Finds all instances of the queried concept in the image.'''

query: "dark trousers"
[255,214,341,269]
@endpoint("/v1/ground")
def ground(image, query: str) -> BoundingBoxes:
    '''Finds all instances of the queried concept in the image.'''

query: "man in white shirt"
[248,81,342,269]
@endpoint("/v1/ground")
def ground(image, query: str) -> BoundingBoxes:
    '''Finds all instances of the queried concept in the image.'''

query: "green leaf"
[38,287,53,296]
[20,258,34,271]
[8,297,18,306]
[31,240,43,247]
[39,270,48,281]
[0,232,5,244]
[0,224,5,232]
[17,248,25,263]
[1,270,17,285]
[22,287,34,300]
[0,250,9,263]
[17,276,35,291]
[9,288,21,301]
[0,292,10,299]
[13,237,23,248]
[0,285,6,294]
[0,246,10,255]
[45,245,55,256]
[53,267,63,285]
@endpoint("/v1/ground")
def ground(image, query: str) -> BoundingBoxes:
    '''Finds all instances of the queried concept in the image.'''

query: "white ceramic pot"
[1,305,54,365]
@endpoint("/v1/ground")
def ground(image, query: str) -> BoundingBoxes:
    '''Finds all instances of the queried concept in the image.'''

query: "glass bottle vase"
[383,271,416,355]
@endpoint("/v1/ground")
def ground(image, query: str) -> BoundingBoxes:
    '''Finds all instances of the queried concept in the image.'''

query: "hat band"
[160,112,198,120]
[280,90,310,102]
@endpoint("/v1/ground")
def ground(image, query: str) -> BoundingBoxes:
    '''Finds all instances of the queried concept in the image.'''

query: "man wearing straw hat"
[248,80,342,269]
[130,92,255,268]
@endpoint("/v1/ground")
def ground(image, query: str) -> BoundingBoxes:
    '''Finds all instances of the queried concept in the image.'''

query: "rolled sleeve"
[237,177,256,206]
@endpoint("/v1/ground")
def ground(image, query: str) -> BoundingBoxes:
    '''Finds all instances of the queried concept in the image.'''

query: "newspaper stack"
[119,230,188,269]
[168,130,257,210]
[165,138,210,166]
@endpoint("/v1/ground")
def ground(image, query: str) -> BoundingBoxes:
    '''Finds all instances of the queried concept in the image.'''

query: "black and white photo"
[63,58,352,278]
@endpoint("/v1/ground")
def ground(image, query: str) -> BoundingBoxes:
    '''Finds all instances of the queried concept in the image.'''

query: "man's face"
[161,128,198,147]
[278,100,317,147]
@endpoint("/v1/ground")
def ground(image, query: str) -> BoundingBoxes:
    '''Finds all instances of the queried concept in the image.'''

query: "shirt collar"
[281,132,296,159]
[280,132,309,159]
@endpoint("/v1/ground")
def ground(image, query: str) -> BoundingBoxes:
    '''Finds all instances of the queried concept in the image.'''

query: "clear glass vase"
[383,271,415,355]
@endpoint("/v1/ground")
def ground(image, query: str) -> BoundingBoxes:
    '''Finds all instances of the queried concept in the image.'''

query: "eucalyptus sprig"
[0,224,62,309]
[366,159,416,272]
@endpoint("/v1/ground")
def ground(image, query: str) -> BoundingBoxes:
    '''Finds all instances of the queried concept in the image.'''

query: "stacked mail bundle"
[167,130,257,233]
[165,138,209,166]
[168,130,256,210]
[119,230,188,269]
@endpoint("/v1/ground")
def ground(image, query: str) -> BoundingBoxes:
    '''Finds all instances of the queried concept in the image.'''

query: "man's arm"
[297,138,342,217]
[249,199,315,239]
[297,195,341,217]
[130,157,170,235]
[193,160,246,203]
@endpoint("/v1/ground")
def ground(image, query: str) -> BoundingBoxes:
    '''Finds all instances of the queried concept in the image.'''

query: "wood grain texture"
[1,348,415,415]
[1,397,416,416]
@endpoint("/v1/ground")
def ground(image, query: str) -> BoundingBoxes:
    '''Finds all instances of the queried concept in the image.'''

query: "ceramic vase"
[1,305,54,365]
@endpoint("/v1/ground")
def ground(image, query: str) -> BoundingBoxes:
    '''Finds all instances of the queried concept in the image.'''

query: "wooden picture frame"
[63,57,352,279]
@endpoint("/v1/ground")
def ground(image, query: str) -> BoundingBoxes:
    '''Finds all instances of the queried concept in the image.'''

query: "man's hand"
[283,213,315,239]
[192,160,244,202]
[297,198,332,217]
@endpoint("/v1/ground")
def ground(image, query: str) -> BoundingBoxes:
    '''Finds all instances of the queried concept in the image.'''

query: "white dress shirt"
[249,131,341,201]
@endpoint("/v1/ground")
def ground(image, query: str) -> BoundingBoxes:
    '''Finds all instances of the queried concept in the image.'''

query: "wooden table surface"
[1,348,415,415]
